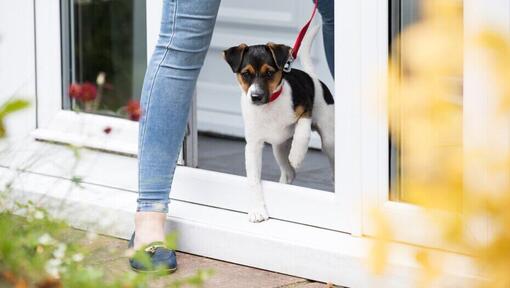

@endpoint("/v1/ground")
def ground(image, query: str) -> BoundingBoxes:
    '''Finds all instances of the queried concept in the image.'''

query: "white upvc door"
[358,0,508,250]
[145,0,350,232]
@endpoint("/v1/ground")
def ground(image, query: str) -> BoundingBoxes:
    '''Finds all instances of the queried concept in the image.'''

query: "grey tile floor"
[197,133,334,192]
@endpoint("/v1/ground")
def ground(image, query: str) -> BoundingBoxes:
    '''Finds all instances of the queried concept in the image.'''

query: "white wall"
[0,0,37,140]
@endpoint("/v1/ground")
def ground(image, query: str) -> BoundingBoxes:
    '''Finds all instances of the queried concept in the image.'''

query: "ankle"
[134,211,166,249]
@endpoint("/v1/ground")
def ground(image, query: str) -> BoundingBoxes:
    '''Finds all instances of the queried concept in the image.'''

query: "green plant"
[0,201,213,288]
[0,99,30,138]
[0,99,213,287]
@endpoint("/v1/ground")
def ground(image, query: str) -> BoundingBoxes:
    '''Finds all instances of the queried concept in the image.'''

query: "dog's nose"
[251,93,263,102]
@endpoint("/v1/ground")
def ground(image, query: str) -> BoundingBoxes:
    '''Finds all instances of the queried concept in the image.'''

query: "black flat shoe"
[127,232,177,273]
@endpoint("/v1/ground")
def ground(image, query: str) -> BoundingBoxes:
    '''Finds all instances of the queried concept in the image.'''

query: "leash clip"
[283,55,294,73]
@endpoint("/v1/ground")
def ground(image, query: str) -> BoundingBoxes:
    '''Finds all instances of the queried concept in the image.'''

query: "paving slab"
[74,231,342,288]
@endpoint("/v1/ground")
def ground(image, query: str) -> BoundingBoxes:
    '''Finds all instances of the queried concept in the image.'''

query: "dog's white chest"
[241,87,296,145]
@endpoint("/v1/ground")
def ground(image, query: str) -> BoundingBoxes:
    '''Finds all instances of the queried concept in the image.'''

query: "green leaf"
[0,99,30,138]
[165,232,178,250]
[0,99,30,118]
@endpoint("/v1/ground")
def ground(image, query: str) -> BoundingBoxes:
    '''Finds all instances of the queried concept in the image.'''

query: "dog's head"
[223,43,292,105]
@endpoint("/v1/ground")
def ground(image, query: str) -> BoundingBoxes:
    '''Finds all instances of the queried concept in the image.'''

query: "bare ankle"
[134,212,167,249]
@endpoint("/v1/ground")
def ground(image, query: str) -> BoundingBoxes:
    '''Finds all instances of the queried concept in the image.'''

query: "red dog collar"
[269,85,283,103]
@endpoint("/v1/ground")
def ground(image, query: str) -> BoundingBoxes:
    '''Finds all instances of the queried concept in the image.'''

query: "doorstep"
[75,229,339,288]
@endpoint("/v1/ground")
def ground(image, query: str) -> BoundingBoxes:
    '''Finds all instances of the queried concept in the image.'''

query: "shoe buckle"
[144,243,165,254]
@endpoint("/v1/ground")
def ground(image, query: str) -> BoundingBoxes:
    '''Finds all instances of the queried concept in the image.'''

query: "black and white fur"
[223,26,334,222]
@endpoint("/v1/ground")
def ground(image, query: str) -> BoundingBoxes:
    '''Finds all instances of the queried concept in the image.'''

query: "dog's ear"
[266,42,292,70]
[223,44,248,73]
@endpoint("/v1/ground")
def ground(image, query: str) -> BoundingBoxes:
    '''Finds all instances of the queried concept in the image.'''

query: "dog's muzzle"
[248,84,266,104]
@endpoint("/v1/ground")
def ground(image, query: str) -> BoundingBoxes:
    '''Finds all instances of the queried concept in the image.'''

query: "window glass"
[64,0,146,121]
[389,0,464,209]
[194,1,335,192]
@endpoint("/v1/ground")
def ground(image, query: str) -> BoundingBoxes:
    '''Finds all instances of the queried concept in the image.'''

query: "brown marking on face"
[294,105,311,119]
[259,64,283,96]
[260,64,275,74]
[237,74,250,93]
[267,70,283,95]
[236,64,255,93]
[240,64,255,74]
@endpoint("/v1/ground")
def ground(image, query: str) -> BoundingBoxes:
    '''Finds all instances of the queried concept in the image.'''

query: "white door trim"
[0,163,478,287]
[358,0,464,248]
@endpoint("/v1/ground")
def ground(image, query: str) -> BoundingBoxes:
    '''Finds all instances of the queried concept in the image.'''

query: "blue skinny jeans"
[137,0,335,213]
[317,0,335,78]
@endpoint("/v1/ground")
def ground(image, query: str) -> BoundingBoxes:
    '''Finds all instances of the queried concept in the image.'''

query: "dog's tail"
[297,24,321,76]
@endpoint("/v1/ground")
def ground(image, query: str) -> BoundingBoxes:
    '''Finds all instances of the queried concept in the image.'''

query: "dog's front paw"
[248,206,269,223]
[289,152,305,170]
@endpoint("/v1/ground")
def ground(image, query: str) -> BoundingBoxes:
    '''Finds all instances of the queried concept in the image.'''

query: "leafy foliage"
[0,100,212,287]
[0,99,30,137]
[0,202,213,287]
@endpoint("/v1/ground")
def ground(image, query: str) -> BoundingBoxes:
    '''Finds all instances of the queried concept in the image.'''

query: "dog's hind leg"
[272,138,295,184]
[289,117,312,170]
[318,126,335,183]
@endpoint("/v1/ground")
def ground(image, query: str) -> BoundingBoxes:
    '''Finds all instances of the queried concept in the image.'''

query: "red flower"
[80,82,97,102]
[68,82,97,102]
[69,83,82,99]
[126,100,141,121]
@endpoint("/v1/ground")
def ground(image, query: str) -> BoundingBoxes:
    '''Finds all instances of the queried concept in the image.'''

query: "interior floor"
[197,133,334,192]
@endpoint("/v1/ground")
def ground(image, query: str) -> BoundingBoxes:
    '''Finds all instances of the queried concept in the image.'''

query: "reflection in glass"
[65,0,146,120]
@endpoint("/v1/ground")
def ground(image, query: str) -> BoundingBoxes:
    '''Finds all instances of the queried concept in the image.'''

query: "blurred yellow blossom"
[372,0,510,287]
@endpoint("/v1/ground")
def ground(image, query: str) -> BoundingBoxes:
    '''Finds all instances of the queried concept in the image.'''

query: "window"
[62,0,147,120]
[388,0,464,209]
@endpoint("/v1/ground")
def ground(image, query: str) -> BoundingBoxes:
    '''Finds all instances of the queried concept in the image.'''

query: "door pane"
[64,0,146,120]
[195,0,335,192]
[389,0,464,209]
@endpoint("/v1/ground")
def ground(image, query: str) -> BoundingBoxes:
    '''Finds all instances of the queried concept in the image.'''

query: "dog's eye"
[266,71,274,79]
[241,72,251,80]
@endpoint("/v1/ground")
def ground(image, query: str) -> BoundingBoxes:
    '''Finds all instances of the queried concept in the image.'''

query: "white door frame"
[32,0,353,232]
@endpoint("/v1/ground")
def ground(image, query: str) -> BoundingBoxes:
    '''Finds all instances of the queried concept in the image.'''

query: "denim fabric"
[137,0,221,213]
[317,0,335,78]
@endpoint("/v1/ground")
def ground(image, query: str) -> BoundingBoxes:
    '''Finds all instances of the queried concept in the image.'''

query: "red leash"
[271,0,319,102]
[291,0,319,60]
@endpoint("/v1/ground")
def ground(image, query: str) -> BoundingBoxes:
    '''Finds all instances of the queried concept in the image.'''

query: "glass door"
[194,0,335,192]
[388,0,464,210]
[146,0,351,232]
[363,0,470,249]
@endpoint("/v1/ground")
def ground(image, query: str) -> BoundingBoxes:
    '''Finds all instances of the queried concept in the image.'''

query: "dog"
[223,26,334,223]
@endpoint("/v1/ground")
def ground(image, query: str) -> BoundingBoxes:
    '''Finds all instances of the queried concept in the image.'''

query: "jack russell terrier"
[223,26,334,222]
